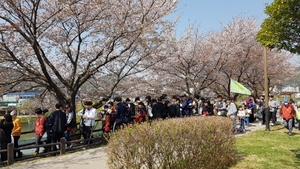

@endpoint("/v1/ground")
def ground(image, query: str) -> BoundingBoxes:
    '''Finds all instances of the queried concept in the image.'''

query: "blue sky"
[168,0,274,35]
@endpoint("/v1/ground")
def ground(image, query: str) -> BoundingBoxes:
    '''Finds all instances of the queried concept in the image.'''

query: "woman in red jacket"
[33,108,46,156]
[280,98,296,136]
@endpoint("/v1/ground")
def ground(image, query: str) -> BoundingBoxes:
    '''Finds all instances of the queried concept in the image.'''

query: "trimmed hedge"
[107,116,236,169]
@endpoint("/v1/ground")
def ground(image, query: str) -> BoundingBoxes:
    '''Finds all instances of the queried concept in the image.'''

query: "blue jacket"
[115,102,127,120]
[182,100,192,116]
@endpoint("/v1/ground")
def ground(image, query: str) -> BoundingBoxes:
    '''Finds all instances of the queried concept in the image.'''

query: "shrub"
[107,116,236,169]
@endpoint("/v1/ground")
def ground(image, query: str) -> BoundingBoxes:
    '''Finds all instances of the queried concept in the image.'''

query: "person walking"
[50,103,67,150]
[33,108,46,156]
[280,98,296,136]
[11,110,23,158]
[269,96,278,126]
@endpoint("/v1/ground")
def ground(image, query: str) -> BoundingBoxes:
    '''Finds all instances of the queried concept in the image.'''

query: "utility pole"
[263,46,270,131]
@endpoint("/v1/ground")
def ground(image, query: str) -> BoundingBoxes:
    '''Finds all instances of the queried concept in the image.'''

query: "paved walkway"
[5,122,266,169]
[5,147,109,169]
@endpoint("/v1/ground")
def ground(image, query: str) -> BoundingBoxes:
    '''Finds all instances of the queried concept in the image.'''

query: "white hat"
[10,110,17,116]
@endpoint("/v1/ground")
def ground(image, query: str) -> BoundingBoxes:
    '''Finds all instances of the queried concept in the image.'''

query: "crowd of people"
[99,94,300,136]
[0,93,298,161]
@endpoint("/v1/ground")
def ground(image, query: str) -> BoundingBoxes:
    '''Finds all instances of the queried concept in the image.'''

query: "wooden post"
[60,137,66,155]
[7,143,14,165]
[263,46,270,131]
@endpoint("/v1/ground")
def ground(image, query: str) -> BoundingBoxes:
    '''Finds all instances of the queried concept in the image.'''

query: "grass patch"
[232,125,300,169]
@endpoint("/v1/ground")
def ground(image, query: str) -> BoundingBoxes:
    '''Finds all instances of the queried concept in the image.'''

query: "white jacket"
[77,108,98,126]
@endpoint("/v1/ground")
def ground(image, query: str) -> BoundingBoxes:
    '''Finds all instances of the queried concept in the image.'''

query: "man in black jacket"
[125,98,136,123]
[50,103,67,151]
[0,114,13,161]
[152,97,167,120]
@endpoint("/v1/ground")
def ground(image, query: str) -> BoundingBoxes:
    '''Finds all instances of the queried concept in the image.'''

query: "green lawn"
[231,125,300,169]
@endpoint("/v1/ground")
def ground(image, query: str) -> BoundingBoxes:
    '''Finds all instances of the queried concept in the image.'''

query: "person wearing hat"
[33,108,46,156]
[280,98,296,136]
[11,110,23,158]
[77,99,98,143]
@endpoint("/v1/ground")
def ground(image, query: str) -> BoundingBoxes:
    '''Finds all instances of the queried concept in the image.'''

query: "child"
[237,106,246,133]
[243,104,251,127]
[202,100,213,116]
[102,105,114,133]
[136,102,147,123]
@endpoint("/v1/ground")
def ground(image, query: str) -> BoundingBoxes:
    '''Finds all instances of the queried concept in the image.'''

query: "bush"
[107,116,236,169]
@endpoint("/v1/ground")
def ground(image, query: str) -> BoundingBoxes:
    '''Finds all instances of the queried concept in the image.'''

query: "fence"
[0,119,104,166]
[0,136,103,166]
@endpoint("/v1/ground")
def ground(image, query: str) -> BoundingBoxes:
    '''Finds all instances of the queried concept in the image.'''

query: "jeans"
[44,131,52,153]
[283,118,293,134]
[64,130,71,142]
[240,119,245,130]
[35,135,43,153]
[244,117,249,127]
[270,110,277,123]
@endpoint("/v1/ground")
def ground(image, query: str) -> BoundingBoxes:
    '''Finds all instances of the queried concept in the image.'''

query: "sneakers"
[288,132,293,136]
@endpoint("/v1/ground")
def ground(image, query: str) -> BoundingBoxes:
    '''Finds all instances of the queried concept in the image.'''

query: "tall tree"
[257,0,300,54]
[0,0,178,109]
[208,17,294,98]
[154,26,222,97]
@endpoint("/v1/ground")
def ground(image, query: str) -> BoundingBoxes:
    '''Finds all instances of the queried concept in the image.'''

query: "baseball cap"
[10,110,17,116]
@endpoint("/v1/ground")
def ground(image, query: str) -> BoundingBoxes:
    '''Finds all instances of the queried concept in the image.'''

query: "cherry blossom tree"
[0,0,178,109]
[153,25,223,97]
[208,17,294,98]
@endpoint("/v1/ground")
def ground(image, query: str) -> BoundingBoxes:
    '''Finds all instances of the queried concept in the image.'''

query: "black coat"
[116,102,127,120]
[50,110,67,133]
[152,102,166,119]
[202,105,214,116]
[126,103,136,117]
[168,105,178,118]
[0,119,13,143]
